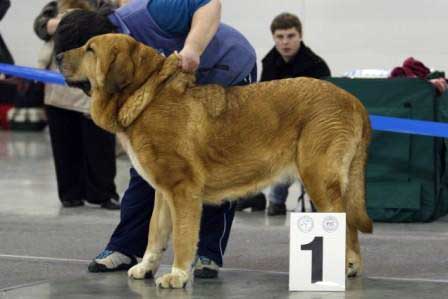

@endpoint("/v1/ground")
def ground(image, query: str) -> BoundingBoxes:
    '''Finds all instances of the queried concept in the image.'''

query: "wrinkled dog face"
[57,40,96,96]
[57,33,137,96]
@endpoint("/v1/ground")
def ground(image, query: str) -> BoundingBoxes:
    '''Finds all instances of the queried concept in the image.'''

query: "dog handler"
[54,0,256,278]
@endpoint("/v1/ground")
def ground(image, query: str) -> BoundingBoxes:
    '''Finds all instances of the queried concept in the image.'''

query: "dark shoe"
[101,198,120,210]
[88,250,137,273]
[235,193,266,211]
[267,202,286,216]
[61,199,84,208]
[193,256,219,279]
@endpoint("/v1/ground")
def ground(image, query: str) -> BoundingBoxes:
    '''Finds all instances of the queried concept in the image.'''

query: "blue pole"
[0,63,66,85]
[370,115,448,138]
[1,63,447,138]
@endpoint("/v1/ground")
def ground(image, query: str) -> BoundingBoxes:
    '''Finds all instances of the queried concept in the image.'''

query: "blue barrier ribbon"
[0,63,66,85]
[0,63,447,138]
[370,115,448,138]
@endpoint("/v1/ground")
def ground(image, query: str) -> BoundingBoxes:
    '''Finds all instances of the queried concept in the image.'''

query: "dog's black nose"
[55,53,64,65]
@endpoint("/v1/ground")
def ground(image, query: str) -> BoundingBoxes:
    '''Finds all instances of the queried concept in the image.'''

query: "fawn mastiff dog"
[57,33,373,288]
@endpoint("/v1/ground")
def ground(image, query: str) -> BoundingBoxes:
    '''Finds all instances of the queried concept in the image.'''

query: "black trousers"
[106,168,235,266]
[46,105,118,203]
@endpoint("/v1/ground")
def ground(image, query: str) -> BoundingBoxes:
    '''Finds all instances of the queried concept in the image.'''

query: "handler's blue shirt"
[110,0,256,85]
[147,0,210,35]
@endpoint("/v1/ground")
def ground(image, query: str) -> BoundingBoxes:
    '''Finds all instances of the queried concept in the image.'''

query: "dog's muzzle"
[66,80,92,97]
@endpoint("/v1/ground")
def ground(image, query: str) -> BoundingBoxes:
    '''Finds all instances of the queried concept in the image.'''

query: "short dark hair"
[270,12,302,35]
[54,9,117,54]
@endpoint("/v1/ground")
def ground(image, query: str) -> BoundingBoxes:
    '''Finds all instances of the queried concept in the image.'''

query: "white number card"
[289,213,346,292]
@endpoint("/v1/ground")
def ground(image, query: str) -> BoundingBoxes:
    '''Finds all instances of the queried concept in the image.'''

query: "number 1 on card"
[301,236,323,284]
[289,213,346,291]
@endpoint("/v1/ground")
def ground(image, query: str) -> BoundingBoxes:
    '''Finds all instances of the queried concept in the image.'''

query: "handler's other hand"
[178,46,200,72]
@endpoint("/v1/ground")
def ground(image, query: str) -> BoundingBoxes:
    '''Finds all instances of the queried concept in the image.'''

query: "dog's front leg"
[128,191,172,279]
[156,194,202,289]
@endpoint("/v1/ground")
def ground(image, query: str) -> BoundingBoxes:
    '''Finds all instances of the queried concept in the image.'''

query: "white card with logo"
[289,213,346,291]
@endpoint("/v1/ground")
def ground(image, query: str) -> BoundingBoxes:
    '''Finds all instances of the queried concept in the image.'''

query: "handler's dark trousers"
[106,168,235,267]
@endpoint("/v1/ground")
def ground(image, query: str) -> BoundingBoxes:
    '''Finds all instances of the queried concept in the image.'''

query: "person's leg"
[268,183,289,205]
[90,168,237,276]
[81,116,119,209]
[88,168,155,272]
[267,182,290,216]
[45,105,84,207]
[194,71,257,276]
[235,193,266,212]
[107,168,155,256]
[194,201,236,278]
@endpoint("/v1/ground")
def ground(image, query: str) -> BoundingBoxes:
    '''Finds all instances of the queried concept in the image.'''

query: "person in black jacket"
[236,12,331,215]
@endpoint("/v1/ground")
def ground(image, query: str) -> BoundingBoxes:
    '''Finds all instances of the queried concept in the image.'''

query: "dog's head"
[57,33,193,132]
[58,33,156,95]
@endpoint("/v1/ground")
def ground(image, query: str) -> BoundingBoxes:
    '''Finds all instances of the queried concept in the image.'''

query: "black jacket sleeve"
[0,0,11,21]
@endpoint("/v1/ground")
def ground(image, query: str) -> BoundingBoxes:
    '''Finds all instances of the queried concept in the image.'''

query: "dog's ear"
[158,53,181,82]
[116,44,166,128]
[92,39,134,94]
[116,45,162,127]
[105,50,134,94]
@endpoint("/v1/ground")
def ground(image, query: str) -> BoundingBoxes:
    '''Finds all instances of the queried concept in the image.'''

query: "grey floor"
[0,130,448,299]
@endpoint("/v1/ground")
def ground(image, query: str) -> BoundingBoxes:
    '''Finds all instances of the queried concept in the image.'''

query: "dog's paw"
[128,262,154,280]
[347,262,359,278]
[346,251,362,278]
[156,268,189,289]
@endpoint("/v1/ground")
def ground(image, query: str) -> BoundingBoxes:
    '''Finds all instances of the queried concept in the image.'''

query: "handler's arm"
[179,0,221,72]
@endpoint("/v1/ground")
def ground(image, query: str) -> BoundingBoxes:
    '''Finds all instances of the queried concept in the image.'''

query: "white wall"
[2,0,448,76]
[1,0,49,67]
[222,0,448,76]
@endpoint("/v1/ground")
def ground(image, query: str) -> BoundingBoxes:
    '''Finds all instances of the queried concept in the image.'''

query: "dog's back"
[190,78,370,204]
[194,77,369,161]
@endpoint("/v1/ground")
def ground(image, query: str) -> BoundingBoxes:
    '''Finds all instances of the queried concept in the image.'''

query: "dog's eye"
[86,46,94,53]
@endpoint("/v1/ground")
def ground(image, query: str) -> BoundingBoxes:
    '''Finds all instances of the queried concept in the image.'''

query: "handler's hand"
[178,46,200,72]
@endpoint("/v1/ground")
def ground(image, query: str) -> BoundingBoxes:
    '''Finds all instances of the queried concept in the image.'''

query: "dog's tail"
[347,111,373,234]
[342,149,373,234]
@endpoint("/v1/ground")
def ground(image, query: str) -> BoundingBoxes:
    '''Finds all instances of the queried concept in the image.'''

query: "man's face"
[272,27,302,62]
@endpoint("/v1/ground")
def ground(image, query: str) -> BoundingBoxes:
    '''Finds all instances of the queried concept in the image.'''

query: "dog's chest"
[117,132,156,186]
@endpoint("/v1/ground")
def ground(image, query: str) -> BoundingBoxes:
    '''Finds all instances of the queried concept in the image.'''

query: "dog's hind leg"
[155,186,202,289]
[296,134,366,278]
[128,190,172,280]
[344,141,373,277]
